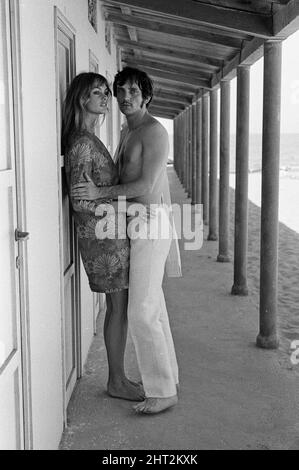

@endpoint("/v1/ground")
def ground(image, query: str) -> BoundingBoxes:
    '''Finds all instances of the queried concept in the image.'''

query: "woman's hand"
[71,173,100,200]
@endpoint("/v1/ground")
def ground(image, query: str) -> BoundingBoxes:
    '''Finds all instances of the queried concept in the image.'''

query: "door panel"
[0,185,18,363]
[0,369,21,450]
[64,270,75,386]
[62,175,73,272]
[0,1,11,171]
[89,51,102,333]
[55,14,80,406]
[0,0,24,450]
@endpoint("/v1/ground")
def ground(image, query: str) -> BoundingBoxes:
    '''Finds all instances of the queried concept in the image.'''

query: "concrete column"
[256,40,282,350]
[176,116,179,174]
[185,109,189,192]
[217,80,231,262]
[177,114,182,181]
[173,117,176,172]
[180,113,184,182]
[202,94,209,225]
[231,65,250,296]
[175,116,178,174]
[208,88,218,241]
[196,99,202,204]
[179,113,183,182]
[188,106,193,198]
[191,102,197,204]
[183,110,188,190]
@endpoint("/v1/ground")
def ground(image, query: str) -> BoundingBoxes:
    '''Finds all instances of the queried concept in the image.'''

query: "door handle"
[15,229,30,242]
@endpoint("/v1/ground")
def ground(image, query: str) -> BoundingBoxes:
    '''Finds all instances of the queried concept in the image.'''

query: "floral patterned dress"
[65,131,129,293]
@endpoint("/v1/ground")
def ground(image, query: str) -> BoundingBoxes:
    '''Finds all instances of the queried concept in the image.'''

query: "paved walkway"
[60,167,299,450]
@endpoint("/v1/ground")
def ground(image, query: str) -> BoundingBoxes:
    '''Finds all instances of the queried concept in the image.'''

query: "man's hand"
[71,173,101,200]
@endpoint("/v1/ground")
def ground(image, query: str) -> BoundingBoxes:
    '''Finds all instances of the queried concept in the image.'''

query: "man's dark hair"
[113,66,153,108]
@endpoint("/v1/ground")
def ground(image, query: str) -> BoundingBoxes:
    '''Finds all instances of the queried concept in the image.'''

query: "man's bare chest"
[119,134,142,176]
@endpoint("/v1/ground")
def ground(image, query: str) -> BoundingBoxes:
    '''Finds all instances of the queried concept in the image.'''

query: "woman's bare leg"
[104,289,145,401]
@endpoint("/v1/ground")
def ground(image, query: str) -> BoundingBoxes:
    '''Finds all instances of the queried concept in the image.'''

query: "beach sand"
[229,173,299,354]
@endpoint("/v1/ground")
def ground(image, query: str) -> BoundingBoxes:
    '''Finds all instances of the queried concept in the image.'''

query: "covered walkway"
[60,168,299,450]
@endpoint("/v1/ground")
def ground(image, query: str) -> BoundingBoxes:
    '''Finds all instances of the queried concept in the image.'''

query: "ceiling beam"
[150,104,180,115]
[211,37,264,88]
[103,4,252,40]
[153,80,197,96]
[273,0,299,38]
[106,12,244,48]
[103,0,273,37]
[120,6,138,41]
[122,55,215,76]
[153,91,192,105]
[127,64,210,88]
[151,99,185,111]
[122,51,219,72]
[116,32,235,58]
[150,104,179,113]
[150,102,182,112]
[123,59,211,80]
[117,39,225,65]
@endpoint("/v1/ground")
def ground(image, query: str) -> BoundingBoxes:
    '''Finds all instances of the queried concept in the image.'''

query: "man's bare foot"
[107,377,145,402]
[133,395,178,414]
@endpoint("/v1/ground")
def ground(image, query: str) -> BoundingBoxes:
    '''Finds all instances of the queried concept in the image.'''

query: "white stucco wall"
[19,0,119,449]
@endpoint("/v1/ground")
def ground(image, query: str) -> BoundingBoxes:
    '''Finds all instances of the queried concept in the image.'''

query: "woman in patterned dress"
[61,73,144,402]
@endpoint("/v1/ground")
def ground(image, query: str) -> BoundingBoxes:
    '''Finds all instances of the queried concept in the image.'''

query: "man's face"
[116,80,148,116]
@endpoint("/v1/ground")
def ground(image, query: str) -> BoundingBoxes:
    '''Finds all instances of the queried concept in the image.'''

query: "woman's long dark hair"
[61,72,111,153]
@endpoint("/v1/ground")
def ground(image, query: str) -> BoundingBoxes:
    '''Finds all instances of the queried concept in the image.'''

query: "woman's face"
[84,82,111,115]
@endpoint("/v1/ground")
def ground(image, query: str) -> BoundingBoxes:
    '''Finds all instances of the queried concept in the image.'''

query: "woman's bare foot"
[128,379,143,389]
[133,395,178,414]
[107,377,145,401]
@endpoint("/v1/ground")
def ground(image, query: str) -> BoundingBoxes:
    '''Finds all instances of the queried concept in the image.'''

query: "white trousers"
[127,208,179,398]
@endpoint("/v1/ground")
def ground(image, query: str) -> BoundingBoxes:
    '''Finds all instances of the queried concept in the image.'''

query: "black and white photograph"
[1,0,299,454]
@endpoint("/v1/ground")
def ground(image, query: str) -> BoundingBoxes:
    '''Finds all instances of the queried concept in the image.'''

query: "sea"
[230,133,299,177]
[168,132,299,177]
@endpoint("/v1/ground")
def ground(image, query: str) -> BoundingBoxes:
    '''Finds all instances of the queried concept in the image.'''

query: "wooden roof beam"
[103,4,252,40]
[120,6,138,41]
[273,0,299,38]
[129,65,211,89]
[122,51,219,73]
[116,32,236,58]
[106,11,245,48]
[210,37,265,88]
[150,104,180,115]
[153,80,197,96]
[104,0,273,37]
[123,58,212,80]
[151,99,185,111]
[153,91,192,105]
[117,40,225,65]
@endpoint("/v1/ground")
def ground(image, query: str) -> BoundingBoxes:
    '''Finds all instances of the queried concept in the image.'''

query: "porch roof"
[102,0,299,119]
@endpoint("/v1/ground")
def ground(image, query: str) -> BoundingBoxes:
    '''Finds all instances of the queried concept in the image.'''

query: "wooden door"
[0,0,25,449]
[55,11,81,408]
[88,50,104,333]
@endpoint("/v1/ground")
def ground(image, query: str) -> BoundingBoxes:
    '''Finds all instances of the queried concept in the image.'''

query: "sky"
[157,29,299,135]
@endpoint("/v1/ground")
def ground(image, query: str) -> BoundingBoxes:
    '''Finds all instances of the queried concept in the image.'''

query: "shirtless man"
[72,67,179,414]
